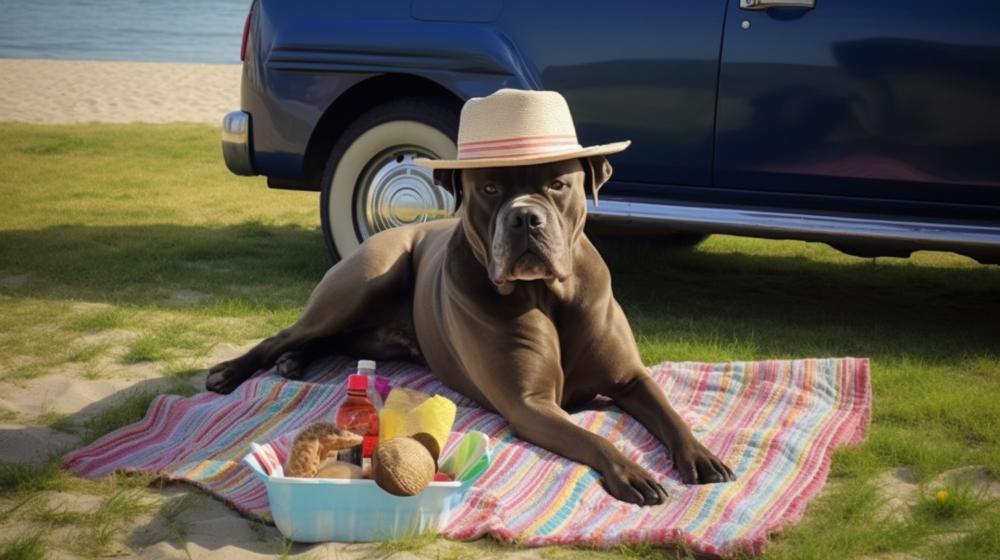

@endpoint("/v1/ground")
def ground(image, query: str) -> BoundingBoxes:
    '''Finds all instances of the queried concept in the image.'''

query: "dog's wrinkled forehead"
[461,159,585,199]
[432,155,615,214]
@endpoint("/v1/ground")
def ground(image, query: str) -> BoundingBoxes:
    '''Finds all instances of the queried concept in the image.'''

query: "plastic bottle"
[357,359,376,377]
[335,374,379,472]
[357,359,384,410]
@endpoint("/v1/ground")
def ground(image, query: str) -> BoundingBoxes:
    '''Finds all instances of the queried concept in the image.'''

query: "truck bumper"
[221,111,256,176]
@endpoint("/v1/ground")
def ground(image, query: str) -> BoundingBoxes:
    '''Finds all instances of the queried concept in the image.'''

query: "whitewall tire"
[319,99,458,262]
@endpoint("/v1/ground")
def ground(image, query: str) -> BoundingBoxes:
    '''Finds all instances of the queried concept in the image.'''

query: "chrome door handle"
[741,0,815,9]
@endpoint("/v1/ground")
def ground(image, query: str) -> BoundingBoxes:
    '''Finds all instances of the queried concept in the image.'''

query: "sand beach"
[0,58,240,124]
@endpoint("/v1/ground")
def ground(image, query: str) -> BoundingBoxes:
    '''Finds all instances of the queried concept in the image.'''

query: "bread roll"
[315,458,366,479]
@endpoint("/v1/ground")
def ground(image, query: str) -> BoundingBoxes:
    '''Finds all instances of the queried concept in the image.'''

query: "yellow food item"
[372,436,436,496]
[378,388,457,460]
[315,458,366,479]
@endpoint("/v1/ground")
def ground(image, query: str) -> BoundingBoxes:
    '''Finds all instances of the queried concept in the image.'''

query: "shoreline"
[0,58,241,124]
[0,56,239,65]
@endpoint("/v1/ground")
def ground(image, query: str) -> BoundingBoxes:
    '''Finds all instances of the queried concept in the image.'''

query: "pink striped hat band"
[414,89,630,170]
[457,134,582,160]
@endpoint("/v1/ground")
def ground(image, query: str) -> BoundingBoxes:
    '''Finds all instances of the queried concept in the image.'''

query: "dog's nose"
[506,206,546,232]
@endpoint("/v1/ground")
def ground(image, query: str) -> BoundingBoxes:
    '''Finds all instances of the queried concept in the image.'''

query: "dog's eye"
[483,183,498,195]
[548,180,565,191]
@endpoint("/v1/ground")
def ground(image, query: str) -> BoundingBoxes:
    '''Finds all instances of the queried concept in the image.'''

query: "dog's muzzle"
[490,198,566,284]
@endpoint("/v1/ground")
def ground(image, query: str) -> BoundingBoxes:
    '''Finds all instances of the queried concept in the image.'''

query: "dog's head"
[434,156,613,293]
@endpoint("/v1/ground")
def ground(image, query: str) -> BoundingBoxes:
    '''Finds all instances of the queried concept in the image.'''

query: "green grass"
[33,411,75,434]
[925,507,1000,560]
[6,489,155,558]
[0,533,47,560]
[0,461,74,496]
[376,532,440,557]
[153,493,206,560]
[1,123,998,558]
[915,485,992,522]
[75,489,156,557]
[65,307,128,332]
[539,543,698,560]
[0,123,320,382]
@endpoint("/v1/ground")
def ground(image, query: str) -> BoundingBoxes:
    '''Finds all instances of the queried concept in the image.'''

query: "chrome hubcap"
[355,147,455,240]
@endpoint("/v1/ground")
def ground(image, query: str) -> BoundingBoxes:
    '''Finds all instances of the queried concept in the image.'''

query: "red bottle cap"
[347,374,369,391]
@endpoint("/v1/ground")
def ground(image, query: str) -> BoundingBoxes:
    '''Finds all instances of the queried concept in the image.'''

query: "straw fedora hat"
[413,88,630,169]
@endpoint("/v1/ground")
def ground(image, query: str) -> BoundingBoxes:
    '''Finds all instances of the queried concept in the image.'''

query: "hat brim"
[413,140,631,169]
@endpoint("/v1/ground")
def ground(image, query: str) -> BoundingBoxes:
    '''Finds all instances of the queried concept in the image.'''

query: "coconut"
[372,436,436,496]
[410,431,441,461]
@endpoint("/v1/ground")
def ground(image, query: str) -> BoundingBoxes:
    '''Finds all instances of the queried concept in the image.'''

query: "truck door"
[714,0,1000,220]
[498,0,728,193]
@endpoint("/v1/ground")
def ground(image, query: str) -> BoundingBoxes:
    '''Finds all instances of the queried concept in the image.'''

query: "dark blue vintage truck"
[221,0,1000,263]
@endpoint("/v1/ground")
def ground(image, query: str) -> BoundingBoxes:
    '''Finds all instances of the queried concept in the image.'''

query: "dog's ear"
[581,156,613,207]
[433,168,463,211]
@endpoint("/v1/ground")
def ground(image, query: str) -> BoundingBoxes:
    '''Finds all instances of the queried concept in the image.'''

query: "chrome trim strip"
[221,111,256,176]
[741,0,815,10]
[586,198,1000,250]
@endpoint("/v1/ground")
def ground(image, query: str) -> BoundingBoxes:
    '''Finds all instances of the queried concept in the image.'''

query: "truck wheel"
[320,98,459,262]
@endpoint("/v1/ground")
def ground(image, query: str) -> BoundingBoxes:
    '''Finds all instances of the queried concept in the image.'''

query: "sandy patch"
[41,484,383,559]
[202,340,258,366]
[169,289,213,306]
[0,58,240,124]
[0,521,55,546]
[874,467,919,522]
[928,465,1000,500]
[0,338,256,465]
[0,339,257,419]
[0,372,162,419]
[864,465,1000,560]
[875,465,1000,518]
[39,491,106,513]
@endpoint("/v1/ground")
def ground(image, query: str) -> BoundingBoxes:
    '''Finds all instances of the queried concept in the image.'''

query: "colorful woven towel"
[63,356,870,556]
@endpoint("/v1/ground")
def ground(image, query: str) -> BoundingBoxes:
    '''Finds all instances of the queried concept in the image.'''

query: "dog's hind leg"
[274,336,334,380]
[205,228,416,394]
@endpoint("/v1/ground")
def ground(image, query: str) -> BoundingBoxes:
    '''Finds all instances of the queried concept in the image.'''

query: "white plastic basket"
[242,432,488,543]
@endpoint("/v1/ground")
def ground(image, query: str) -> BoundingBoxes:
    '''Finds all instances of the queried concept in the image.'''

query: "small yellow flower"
[935,489,950,505]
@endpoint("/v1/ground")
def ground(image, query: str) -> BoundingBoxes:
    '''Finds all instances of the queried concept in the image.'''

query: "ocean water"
[0,0,249,64]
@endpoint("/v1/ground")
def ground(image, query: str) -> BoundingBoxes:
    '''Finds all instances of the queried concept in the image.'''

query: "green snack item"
[440,431,490,482]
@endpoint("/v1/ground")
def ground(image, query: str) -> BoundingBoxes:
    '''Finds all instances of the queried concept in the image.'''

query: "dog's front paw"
[672,440,734,485]
[599,459,668,506]
[206,360,248,394]
[275,351,306,380]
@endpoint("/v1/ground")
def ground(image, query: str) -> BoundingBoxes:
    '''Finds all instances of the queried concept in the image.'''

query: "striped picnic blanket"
[63,356,870,556]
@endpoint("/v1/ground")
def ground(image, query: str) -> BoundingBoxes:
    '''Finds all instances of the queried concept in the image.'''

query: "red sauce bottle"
[335,374,379,472]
